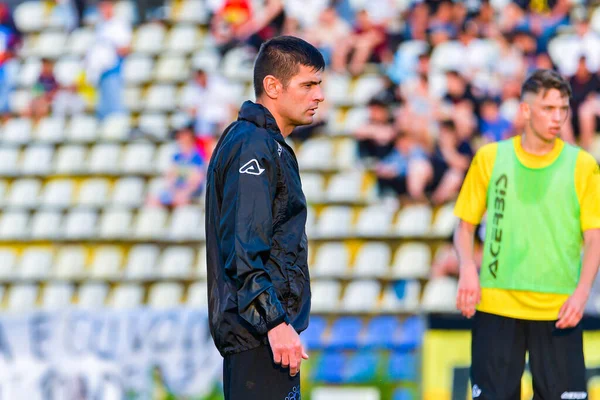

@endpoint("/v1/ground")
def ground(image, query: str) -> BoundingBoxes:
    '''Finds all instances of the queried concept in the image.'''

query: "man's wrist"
[266,313,290,331]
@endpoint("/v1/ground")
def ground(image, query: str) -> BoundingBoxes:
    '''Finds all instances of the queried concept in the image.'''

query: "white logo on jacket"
[239,159,265,175]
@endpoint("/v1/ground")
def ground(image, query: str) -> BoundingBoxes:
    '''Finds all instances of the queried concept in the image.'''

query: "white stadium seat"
[31,211,62,239]
[67,115,99,143]
[100,114,131,141]
[159,246,194,278]
[19,248,53,280]
[121,143,155,174]
[352,242,391,277]
[315,206,353,238]
[168,206,204,240]
[54,246,87,279]
[123,55,154,85]
[395,204,432,236]
[135,207,167,239]
[88,144,122,173]
[99,209,133,239]
[312,243,349,278]
[90,247,123,279]
[78,179,110,207]
[125,245,159,280]
[133,23,166,54]
[391,243,431,279]
[34,116,65,143]
[77,283,108,309]
[186,282,208,307]
[40,180,74,209]
[42,283,74,310]
[112,177,145,207]
[64,209,97,239]
[341,280,381,312]
[421,277,459,313]
[7,179,41,208]
[0,249,17,280]
[109,284,144,309]
[355,205,395,236]
[7,284,38,312]
[310,280,341,313]
[148,283,183,309]
[21,145,54,175]
[0,211,29,239]
[0,147,20,175]
[166,25,199,53]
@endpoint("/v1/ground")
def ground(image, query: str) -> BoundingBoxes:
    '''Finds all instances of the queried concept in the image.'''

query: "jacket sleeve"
[221,131,288,335]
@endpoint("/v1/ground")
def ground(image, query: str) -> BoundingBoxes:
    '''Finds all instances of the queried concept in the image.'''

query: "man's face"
[99,2,114,20]
[523,88,569,142]
[277,65,324,127]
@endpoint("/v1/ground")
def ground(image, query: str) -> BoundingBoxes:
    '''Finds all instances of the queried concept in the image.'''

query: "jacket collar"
[238,101,285,140]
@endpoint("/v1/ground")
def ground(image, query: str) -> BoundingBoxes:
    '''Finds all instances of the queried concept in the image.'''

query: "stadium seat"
[7,284,39,312]
[341,280,381,312]
[155,142,177,173]
[14,2,45,32]
[145,84,177,112]
[297,138,334,170]
[54,57,82,87]
[166,24,199,53]
[0,181,6,206]
[67,27,95,56]
[388,352,418,381]
[421,277,459,313]
[8,90,32,115]
[42,283,74,310]
[0,249,17,280]
[133,23,166,54]
[395,205,432,236]
[313,352,346,383]
[158,246,194,278]
[77,283,109,309]
[88,144,122,174]
[33,31,67,59]
[191,49,221,73]
[148,283,183,309]
[124,86,143,111]
[155,55,189,82]
[90,247,123,279]
[67,115,98,143]
[121,143,155,174]
[138,113,169,140]
[31,211,63,239]
[393,316,425,351]
[7,179,41,208]
[311,280,341,313]
[312,243,349,278]
[109,284,144,309]
[125,245,159,280]
[100,114,131,142]
[186,281,208,307]
[0,147,20,176]
[0,211,29,239]
[221,47,254,81]
[196,245,207,278]
[352,75,385,104]
[168,206,204,241]
[391,243,431,279]
[40,179,74,209]
[346,351,379,383]
[112,177,145,207]
[17,58,41,87]
[123,55,154,85]
[55,145,87,174]
[34,116,65,143]
[54,246,86,279]
[21,145,54,175]
[392,388,415,400]
[172,0,209,23]
[355,205,396,236]
[301,315,327,350]
[431,202,457,237]
[305,206,316,237]
[380,280,421,312]
[336,139,361,171]
[315,206,353,238]
[4,118,32,145]
[326,316,363,350]
[99,209,132,238]
[78,179,110,207]
[326,171,364,202]
[352,242,391,278]
[135,207,168,239]
[300,173,324,202]
[324,74,351,106]
[342,108,369,134]
[64,209,97,239]
[363,316,400,349]
[19,248,53,280]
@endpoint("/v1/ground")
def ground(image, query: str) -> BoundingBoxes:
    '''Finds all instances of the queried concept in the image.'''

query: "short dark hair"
[253,36,325,98]
[521,69,572,100]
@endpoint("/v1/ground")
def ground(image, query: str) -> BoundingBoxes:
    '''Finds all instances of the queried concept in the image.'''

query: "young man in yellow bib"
[454,69,600,399]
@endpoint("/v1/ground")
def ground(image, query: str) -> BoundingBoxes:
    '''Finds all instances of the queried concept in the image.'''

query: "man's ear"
[520,100,531,121]
[263,75,281,99]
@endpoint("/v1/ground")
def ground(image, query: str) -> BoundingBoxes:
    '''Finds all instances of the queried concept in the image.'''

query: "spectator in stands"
[29,58,59,120]
[425,119,473,205]
[148,124,206,207]
[85,0,131,119]
[480,97,514,143]
[566,56,600,151]
[354,98,396,160]
[331,9,390,76]
[375,130,429,198]
[441,70,479,139]
[0,2,20,116]
[53,82,86,117]
[302,6,351,66]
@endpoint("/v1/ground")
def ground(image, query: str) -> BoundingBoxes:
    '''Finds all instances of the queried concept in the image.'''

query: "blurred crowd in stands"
[0,0,599,211]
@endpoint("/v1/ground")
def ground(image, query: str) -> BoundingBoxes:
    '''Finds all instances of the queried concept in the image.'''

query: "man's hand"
[268,322,309,377]
[456,260,480,318]
[556,287,589,329]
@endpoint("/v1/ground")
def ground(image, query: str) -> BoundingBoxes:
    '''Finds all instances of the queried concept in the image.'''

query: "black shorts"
[471,311,586,400]
[223,345,301,400]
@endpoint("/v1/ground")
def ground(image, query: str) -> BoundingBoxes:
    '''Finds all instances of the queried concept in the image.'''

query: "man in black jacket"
[205,36,325,399]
